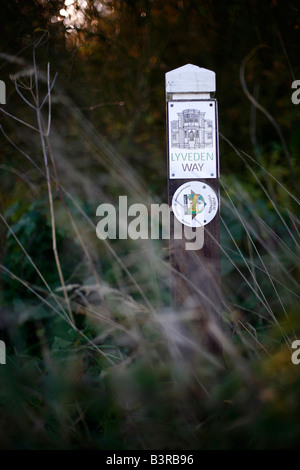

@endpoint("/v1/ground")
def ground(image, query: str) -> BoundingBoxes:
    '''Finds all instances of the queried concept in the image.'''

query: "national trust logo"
[171,181,219,228]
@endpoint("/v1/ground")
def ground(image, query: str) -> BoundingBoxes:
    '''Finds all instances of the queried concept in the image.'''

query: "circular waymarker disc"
[172,181,219,227]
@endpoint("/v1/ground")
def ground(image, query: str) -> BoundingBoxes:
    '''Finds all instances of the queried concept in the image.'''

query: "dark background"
[0,0,300,450]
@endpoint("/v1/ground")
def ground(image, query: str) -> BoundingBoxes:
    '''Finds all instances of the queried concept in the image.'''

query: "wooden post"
[166,64,222,344]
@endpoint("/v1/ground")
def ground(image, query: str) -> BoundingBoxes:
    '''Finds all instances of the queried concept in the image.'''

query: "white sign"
[172,181,219,227]
[168,100,218,179]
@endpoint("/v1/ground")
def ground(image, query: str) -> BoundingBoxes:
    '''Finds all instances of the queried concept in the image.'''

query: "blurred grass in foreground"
[0,46,300,450]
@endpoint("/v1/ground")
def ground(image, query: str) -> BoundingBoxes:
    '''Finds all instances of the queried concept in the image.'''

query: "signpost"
[166,64,222,343]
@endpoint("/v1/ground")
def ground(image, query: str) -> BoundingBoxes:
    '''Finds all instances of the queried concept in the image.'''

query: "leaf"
[51,336,73,353]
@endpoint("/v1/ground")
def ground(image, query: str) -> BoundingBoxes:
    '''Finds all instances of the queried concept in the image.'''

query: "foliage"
[0,0,300,450]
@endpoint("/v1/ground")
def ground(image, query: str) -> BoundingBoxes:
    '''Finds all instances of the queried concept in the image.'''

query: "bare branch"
[0,107,40,132]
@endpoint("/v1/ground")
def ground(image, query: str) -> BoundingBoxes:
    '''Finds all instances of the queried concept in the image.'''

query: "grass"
[0,42,300,450]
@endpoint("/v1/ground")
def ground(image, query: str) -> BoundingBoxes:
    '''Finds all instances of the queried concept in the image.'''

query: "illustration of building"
[171,109,213,149]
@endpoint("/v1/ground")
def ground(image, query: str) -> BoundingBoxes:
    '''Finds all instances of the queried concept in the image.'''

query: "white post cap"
[165,64,215,94]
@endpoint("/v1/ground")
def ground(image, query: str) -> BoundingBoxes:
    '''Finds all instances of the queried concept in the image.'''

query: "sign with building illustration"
[167,100,218,179]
